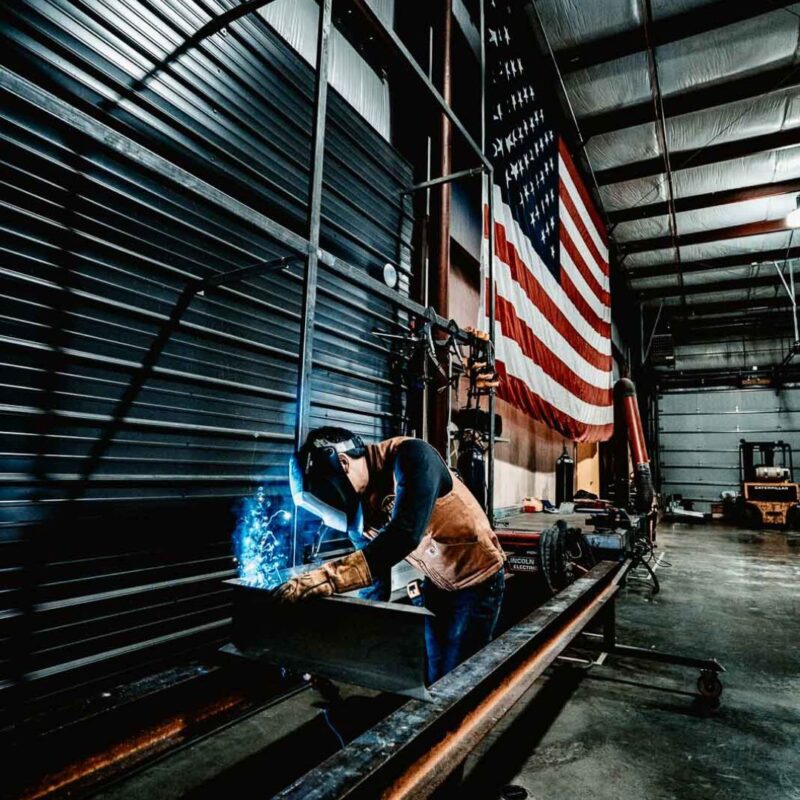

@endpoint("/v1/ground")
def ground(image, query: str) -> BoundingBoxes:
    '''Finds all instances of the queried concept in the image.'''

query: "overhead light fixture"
[786,195,800,228]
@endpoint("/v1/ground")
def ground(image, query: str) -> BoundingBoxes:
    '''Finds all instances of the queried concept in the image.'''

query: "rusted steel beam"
[381,575,622,799]
[273,561,625,800]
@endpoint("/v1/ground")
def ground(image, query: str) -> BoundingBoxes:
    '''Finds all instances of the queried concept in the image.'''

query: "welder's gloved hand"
[274,550,372,603]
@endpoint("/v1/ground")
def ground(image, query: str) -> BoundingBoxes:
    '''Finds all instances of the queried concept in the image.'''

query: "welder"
[282,427,506,683]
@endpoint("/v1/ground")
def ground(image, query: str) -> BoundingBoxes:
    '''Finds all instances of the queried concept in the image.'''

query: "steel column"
[427,0,454,458]
[293,0,333,564]
[481,0,497,525]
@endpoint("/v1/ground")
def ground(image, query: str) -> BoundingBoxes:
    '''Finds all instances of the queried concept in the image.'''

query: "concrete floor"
[460,522,800,800]
[91,522,800,800]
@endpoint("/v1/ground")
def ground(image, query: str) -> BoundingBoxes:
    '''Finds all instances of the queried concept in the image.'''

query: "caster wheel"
[697,670,723,700]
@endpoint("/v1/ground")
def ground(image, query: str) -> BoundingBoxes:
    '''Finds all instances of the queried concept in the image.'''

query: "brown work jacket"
[362,437,505,591]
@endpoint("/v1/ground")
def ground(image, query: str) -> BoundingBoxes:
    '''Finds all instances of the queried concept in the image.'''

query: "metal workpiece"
[274,561,624,800]
[223,579,432,701]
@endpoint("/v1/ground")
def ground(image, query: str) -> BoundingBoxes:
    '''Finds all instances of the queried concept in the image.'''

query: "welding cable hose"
[274,550,372,603]
[615,378,655,513]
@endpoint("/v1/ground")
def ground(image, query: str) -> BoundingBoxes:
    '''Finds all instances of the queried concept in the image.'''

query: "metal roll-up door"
[657,385,800,511]
[0,0,414,711]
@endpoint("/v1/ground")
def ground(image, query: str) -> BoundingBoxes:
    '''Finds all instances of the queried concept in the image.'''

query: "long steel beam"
[608,178,800,225]
[274,561,624,800]
[555,2,791,75]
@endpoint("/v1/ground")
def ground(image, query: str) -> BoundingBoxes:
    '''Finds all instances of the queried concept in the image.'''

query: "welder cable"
[322,708,346,749]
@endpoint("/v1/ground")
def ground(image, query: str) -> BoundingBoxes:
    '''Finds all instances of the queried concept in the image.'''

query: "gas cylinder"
[555,446,574,507]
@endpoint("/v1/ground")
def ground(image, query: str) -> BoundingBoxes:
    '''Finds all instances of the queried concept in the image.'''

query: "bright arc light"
[787,196,800,228]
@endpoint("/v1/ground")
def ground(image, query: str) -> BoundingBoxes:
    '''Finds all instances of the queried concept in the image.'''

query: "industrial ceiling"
[535,0,800,344]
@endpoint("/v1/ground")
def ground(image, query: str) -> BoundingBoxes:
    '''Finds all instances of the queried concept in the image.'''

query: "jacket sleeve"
[361,439,453,575]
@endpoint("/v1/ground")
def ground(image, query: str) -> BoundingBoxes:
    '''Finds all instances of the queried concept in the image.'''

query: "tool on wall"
[450,327,502,509]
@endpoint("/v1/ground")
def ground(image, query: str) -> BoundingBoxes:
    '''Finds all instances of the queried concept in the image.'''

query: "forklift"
[738,440,800,529]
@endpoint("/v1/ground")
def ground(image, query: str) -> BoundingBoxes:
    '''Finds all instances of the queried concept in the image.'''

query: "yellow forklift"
[738,440,800,529]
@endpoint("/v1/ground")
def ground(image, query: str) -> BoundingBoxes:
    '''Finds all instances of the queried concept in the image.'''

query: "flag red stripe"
[558,268,611,341]
[496,361,613,443]
[494,220,611,345]
[558,138,608,249]
[559,223,611,306]
[559,180,610,280]
[496,296,613,405]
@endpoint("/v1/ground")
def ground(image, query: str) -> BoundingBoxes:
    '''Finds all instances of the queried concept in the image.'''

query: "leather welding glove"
[274,550,372,603]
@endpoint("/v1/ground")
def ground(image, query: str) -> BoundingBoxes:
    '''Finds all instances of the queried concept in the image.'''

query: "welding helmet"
[289,433,365,534]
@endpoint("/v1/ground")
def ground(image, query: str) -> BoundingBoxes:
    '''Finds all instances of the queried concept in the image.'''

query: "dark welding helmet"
[289,434,365,533]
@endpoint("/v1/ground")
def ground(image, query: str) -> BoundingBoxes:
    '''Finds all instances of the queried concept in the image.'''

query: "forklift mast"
[739,440,794,484]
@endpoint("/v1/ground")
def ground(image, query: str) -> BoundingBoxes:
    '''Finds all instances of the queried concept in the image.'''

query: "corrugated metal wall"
[0,0,413,712]
[657,385,800,511]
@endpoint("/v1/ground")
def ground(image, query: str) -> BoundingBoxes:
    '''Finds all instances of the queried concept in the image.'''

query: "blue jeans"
[419,569,505,684]
[350,530,505,683]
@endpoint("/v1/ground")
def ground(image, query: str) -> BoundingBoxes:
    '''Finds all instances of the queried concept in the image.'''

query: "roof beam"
[682,314,796,333]
[555,3,791,75]
[637,273,791,300]
[663,295,792,316]
[628,246,800,279]
[597,125,800,185]
[608,177,800,224]
[582,63,800,139]
[620,218,790,254]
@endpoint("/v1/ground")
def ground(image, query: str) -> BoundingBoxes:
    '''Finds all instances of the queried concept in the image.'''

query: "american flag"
[481,1,613,442]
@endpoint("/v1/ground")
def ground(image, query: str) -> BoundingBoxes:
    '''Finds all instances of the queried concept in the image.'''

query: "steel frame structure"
[271,559,724,800]
[0,0,502,538]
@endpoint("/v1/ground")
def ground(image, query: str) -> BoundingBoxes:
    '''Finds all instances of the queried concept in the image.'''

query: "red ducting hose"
[615,378,655,512]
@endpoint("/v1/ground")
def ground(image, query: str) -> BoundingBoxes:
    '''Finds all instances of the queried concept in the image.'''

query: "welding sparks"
[233,486,292,589]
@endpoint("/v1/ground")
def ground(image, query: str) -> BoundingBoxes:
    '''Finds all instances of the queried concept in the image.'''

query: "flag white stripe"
[558,240,609,322]
[497,321,614,425]
[559,198,610,294]
[494,256,611,388]
[559,155,609,262]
